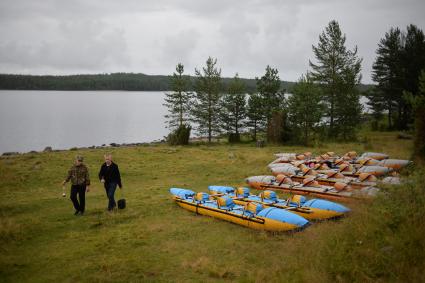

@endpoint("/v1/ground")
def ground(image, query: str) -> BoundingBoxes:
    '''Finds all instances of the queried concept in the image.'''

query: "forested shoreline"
[0,72,373,93]
[0,73,284,92]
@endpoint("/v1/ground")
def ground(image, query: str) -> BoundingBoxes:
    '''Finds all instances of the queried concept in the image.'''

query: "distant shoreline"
[0,72,374,93]
[0,136,227,156]
[0,140,166,157]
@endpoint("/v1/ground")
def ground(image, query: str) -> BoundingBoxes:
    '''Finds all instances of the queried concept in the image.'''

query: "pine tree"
[288,74,324,145]
[256,66,285,142]
[365,87,386,130]
[220,74,246,142]
[405,71,425,164]
[336,60,363,139]
[403,25,425,97]
[309,20,362,139]
[163,63,191,129]
[400,25,425,129]
[192,57,222,143]
[246,93,265,141]
[371,25,425,130]
[371,28,404,129]
[256,66,283,123]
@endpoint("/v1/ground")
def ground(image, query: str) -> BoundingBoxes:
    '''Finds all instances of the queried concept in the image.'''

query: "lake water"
[0,91,168,153]
[0,90,371,154]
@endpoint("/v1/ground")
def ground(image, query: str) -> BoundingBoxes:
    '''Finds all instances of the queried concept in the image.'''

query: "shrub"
[167,124,191,145]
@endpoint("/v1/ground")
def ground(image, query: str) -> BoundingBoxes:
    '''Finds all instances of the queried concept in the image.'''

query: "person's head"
[75,155,84,165]
[104,153,112,165]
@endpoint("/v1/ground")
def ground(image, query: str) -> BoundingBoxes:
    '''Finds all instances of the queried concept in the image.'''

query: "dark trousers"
[104,182,117,210]
[70,185,86,213]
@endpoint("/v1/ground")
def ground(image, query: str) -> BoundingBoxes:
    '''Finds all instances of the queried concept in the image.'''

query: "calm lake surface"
[0,90,371,154]
[0,91,168,153]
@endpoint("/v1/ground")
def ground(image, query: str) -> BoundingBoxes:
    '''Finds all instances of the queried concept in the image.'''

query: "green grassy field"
[0,132,424,282]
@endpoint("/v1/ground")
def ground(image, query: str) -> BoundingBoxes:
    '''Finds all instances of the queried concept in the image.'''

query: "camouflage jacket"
[65,164,90,186]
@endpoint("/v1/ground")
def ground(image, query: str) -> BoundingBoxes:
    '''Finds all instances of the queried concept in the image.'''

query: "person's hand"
[86,186,90,192]
[100,178,105,183]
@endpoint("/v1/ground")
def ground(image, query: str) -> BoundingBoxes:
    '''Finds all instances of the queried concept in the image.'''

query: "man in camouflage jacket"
[63,155,90,215]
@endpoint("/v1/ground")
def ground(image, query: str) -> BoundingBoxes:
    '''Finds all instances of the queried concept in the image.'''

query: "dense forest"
[0,72,372,93]
[0,72,292,93]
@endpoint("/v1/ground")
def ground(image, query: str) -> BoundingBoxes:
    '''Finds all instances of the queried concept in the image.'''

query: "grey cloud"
[0,0,424,81]
[160,29,201,72]
[0,20,129,73]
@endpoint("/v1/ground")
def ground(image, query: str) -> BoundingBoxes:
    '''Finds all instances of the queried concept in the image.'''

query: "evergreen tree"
[336,59,363,139]
[400,25,425,128]
[192,57,222,143]
[405,70,425,164]
[220,74,246,142]
[403,25,425,97]
[365,87,386,130]
[163,63,191,128]
[256,66,285,142]
[288,74,324,145]
[371,25,425,130]
[334,84,363,140]
[246,93,265,141]
[309,20,362,139]
[371,28,404,129]
[256,65,283,123]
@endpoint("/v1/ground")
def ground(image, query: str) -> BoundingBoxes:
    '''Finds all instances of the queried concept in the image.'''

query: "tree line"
[0,72,297,93]
[165,20,425,151]
[165,20,364,145]
[0,73,171,91]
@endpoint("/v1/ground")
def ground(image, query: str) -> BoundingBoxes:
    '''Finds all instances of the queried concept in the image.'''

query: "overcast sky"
[0,0,424,83]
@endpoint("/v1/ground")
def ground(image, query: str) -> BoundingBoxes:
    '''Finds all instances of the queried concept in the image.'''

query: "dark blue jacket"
[98,162,122,188]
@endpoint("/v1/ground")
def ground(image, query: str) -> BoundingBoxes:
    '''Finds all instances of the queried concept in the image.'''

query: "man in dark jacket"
[63,155,90,215]
[98,153,122,211]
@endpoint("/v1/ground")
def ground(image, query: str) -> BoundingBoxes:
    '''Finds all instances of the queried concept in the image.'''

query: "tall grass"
[314,168,425,282]
[0,131,421,282]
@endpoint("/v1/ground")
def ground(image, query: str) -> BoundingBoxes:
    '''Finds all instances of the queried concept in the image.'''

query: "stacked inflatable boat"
[247,151,410,202]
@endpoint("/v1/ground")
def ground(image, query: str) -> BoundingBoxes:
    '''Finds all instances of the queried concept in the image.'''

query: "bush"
[167,124,191,145]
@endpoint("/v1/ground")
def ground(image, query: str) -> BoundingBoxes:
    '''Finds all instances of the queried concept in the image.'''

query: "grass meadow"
[1,131,424,282]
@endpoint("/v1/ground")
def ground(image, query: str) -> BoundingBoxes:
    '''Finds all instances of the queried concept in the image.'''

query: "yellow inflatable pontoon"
[208,186,350,221]
[170,188,309,232]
